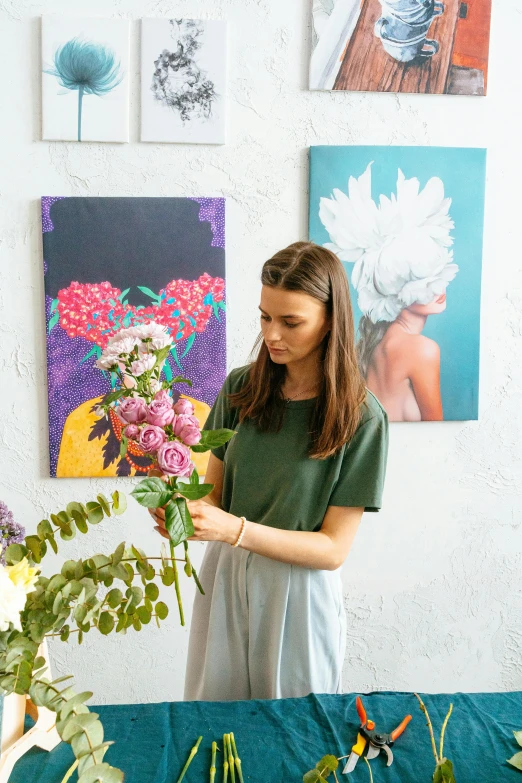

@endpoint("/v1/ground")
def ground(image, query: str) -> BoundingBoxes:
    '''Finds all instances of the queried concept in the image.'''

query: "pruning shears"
[342,696,412,774]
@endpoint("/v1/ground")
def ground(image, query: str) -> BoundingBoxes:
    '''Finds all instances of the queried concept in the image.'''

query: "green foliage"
[507,730,522,771]
[190,428,236,453]
[434,759,456,783]
[303,755,339,782]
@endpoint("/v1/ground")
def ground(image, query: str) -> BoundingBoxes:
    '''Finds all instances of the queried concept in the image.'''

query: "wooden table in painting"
[334,0,460,94]
[7,690,522,782]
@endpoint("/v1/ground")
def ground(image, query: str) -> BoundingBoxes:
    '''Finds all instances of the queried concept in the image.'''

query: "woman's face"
[408,291,447,316]
[259,286,331,364]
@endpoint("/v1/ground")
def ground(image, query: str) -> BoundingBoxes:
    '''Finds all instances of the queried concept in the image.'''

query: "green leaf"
[508,751,522,771]
[72,510,89,534]
[317,756,338,773]
[164,498,194,546]
[37,519,54,541]
[85,502,104,525]
[155,602,168,620]
[97,495,111,517]
[112,542,126,567]
[514,731,522,748]
[77,762,124,783]
[60,524,76,541]
[48,311,60,333]
[433,758,456,783]
[303,771,327,783]
[106,588,123,609]
[4,543,29,564]
[71,720,104,758]
[60,625,70,642]
[161,568,175,586]
[153,344,172,371]
[137,606,151,624]
[61,712,100,742]
[175,483,214,501]
[112,491,127,516]
[130,478,173,508]
[190,428,237,453]
[119,435,128,459]
[101,389,125,406]
[25,535,43,563]
[145,583,159,601]
[98,613,115,635]
[50,297,59,313]
[137,286,161,303]
[124,586,143,613]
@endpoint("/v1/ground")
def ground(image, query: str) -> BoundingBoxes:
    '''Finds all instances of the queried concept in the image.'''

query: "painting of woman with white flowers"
[309,146,486,421]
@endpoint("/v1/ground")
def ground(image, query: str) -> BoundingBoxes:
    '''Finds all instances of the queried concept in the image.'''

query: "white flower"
[0,559,39,632]
[106,335,140,356]
[131,354,157,377]
[319,162,458,323]
[95,352,121,371]
[128,323,170,341]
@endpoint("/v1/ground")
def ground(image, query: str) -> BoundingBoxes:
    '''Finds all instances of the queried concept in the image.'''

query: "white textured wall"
[0,0,519,704]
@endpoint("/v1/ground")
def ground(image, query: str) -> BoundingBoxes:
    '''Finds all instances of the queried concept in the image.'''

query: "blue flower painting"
[42,16,130,143]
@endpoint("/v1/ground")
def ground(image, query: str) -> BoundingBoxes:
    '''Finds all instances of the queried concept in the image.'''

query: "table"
[333,0,459,94]
[8,690,522,782]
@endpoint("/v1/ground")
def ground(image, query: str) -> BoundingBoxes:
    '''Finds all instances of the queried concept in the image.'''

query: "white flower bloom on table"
[0,558,39,632]
[131,354,157,377]
[319,162,458,323]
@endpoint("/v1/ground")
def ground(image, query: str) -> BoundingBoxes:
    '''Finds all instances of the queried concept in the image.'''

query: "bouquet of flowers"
[95,322,235,623]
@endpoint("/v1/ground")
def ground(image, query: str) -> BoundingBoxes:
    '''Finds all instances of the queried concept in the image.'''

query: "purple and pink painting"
[42,196,226,478]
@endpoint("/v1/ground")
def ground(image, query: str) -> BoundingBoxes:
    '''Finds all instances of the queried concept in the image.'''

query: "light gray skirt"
[183,541,347,701]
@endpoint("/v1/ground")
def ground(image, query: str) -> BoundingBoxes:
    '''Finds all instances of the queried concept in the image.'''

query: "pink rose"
[173,398,195,416]
[154,389,171,403]
[173,414,200,437]
[146,397,175,427]
[119,397,147,424]
[139,424,167,454]
[179,423,201,446]
[123,424,140,440]
[157,440,192,477]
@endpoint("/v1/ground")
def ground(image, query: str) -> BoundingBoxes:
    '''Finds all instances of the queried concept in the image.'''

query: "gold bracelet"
[232,516,247,548]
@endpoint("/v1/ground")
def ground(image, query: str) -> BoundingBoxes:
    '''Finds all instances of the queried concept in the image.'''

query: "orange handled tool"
[343,696,412,775]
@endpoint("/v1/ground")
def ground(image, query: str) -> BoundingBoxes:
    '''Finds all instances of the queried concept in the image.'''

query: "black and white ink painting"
[141,18,227,144]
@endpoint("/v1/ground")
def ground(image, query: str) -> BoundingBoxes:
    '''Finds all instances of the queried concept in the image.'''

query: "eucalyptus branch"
[439,703,453,760]
[414,692,440,763]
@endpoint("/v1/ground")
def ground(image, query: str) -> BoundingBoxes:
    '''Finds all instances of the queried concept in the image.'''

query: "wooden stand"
[0,640,61,782]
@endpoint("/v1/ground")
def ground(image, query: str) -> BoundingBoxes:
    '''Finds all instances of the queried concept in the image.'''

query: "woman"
[150,241,389,701]
[358,292,448,421]
[319,162,458,422]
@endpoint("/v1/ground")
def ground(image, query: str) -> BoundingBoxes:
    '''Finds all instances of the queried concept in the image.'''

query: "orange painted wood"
[334,0,460,94]
[452,0,492,90]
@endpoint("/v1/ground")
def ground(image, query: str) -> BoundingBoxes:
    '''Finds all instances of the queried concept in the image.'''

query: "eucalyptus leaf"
[514,731,522,748]
[86,502,104,525]
[97,495,111,516]
[145,583,159,601]
[303,771,327,783]
[61,712,100,742]
[106,589,123,609]
[155,601,168,620]
[112,491,127,515]
[77,762,124,783]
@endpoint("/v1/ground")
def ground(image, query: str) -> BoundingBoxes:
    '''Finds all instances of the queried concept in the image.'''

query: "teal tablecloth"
[8,690,522,782]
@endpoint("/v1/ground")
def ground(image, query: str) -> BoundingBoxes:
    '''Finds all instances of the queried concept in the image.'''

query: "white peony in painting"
[309,145,487,422]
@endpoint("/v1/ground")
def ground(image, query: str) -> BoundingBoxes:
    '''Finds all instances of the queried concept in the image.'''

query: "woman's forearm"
[238,520,340,571]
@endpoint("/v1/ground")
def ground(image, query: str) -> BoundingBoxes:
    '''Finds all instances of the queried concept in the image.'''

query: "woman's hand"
[148,499,242,545]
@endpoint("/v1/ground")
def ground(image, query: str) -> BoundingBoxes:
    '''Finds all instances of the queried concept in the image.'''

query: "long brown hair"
[227,241,367,460]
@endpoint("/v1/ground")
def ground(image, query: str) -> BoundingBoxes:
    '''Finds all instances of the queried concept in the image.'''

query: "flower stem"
[176,735,202,783]
[439,702,453,760]
[192,563,205,595]
[414,692,439,764]
[230,732,244,783]
[169,540,185,626]
[362,757,374,783]
[227,733,236,783]
[60,758,79,783]
[77,85,84,142]
[210,740,217,783]
[223,734,229,783]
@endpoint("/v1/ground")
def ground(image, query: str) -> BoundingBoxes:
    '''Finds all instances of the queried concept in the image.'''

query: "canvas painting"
[42,16,130,142]
[309,145,486,422]
[309,0,492,95]
[42,197,226,478]
[141,18,227,144]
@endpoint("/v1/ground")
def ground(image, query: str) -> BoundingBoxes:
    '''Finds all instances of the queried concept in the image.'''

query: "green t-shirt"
[201,364,389,532]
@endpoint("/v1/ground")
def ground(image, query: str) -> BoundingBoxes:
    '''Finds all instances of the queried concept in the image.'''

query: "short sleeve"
[200,373,233,462]
[328,412,389,512]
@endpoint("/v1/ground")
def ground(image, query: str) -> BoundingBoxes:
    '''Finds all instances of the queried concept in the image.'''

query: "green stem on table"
[439,703,453,760]
[176,735,202,783]
[362,756,374,783]
[169,540,185,626]
[230,732,244,783]
[227,733,236,783]
[210,740,217,783]
[61,758,79,783]
[223,734,230,783]
[414,692,440,764]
